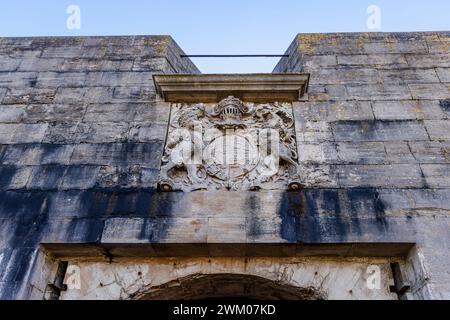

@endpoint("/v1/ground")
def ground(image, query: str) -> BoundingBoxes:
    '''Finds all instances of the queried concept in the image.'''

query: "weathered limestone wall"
[274,32,450,299]
[59,257,397,300]
[0,36,199,299]
[0,32,449,300]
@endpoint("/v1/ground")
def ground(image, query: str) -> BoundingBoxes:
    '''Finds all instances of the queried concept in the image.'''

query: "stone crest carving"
[158,96,302,191]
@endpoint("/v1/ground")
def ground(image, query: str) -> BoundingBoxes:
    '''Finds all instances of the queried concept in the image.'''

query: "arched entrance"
[130,273,324,300]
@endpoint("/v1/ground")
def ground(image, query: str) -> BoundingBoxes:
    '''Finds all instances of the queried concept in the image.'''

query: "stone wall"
[274,32,450,299]
[0,32,449,300]
[0,36,199,299]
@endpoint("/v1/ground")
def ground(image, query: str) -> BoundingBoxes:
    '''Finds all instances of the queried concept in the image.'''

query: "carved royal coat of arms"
[158,96,302,191]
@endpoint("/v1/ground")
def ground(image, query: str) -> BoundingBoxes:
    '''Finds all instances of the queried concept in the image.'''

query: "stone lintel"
[153,73,310,103]
[41,242,414,260]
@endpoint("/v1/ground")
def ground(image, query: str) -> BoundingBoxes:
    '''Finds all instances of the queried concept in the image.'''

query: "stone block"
[384,142,416,163]
[41,218,104,243]
[0,57,20,71]
[70,143,163,167]
[372,100,444,120]
[293,101,373,121]
[128,122,167,142]
[78,122,130,143]
[101,218,150,243]
[424,120,450,140]
[337,54,408,67]
[421,164,450,188]
[379,189,450,211]
[409,141,450,163]
[111,87,157,103]
[335,142,387,164]
[132,103,169,122]
[0,105,26,123]
[334,164,424,188]
[85,71,154,87]
[83,104,137,122]
[436,68,450,83]
[347,84,412,100]
[331,120,429,142]
[83,87,114,103]
[60,165,101,190]
[1,88,56,105]
[0,88,7,102]
[408,83,450,100]
[26,165,66,190]
[36,72,87,88]
[23,104,86,123]
[154,217,208,243]
[297,142,338,163]
[61,59,133,72]
[0,123,48,144]
[0,166,32,190]
[295,120,333,142]
[207,217,247,243]
[405,53,450,68]
[309,68,379,85]
[95,165,158,189]
[1,144,41,165]
[132,57,170,72]
[18,58,64,72]
[0,72,37,88]
[379,69,440,84]
[53,87,86,104]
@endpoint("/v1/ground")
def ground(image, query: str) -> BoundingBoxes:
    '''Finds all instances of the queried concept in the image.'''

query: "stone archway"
[130,273,324,300]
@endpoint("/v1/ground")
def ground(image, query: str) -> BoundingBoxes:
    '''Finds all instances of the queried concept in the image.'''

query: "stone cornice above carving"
[153,73,309,103]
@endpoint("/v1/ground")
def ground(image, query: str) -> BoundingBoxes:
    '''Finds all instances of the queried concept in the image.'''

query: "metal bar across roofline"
[180,54,289,57]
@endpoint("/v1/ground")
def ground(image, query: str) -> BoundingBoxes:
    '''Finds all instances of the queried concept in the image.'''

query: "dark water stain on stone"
[0,166,17,191]
[439,99,450,113]
[320,189,346,242]
[0,191,50,299]
[246,192,262,239]
[373,189,388,232]
[278,191,302,243]
[145,190,175,242]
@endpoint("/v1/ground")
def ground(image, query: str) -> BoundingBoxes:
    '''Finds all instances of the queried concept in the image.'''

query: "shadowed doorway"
[131,273,325,300]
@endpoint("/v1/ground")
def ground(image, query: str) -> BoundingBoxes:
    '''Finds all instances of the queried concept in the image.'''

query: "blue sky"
[1,0,449,73]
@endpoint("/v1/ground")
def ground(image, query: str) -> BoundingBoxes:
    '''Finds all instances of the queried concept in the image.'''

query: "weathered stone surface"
[293,101,373,121]
[405,53,450,68]
[58,257,397,300]
[379,69,440,84]
[409,141,450,163]
[0,166,32,190]
[1,88,57,105]
[436,68,450,83]
[0,105,26,123]
[421,164,450,188]
[372,100,444,120]
[1,32,450,301]
[347,84,413,100]
[424,120,450,140]
[331,120,429,142]
[334,164,424,188]
[309,68,379,85]
[337,54,408,67]
[408,83,450,100]
[335,142,386,164]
